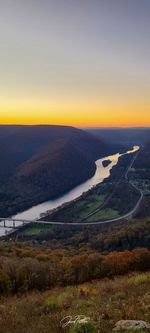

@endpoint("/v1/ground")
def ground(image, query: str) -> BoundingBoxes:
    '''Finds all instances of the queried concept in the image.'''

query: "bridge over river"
[0,187,143,238]
[0,146,143,238]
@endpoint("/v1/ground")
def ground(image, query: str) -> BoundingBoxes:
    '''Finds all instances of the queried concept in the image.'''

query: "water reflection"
[0,146,139,236]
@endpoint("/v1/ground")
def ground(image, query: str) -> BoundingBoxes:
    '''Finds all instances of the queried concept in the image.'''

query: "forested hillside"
[0,125,121,217]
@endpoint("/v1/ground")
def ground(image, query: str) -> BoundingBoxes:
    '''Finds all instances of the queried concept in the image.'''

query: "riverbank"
[12,152,122,221]
[36,146,140,224]
[14,146,139,222]
[0,146,139,237]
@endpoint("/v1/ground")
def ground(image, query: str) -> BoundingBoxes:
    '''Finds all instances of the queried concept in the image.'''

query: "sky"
[0,0,150,127]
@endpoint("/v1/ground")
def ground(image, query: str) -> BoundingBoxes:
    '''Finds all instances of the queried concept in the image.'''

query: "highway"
[0,147,143,232]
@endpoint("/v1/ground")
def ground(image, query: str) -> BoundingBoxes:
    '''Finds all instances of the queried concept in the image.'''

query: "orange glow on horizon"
[1,111,150,128]
[0,98,150,127]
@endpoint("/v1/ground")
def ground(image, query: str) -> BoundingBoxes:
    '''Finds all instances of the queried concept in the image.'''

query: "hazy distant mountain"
[0,125,121,217]
[86,127,150,146]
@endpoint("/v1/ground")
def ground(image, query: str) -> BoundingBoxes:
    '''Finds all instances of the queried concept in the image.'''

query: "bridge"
[0,147,143,238]
[0,187,143,238]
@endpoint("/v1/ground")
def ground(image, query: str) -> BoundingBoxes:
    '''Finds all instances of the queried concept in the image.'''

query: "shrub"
[129,273,150,285]
[43,298,61,313]
[71,321,96,333]
[112,291,127,301]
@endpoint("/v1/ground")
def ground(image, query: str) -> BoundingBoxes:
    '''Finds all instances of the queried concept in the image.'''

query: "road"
[0,187,143,228]
[81,148,141,221]
[0,147,143,231]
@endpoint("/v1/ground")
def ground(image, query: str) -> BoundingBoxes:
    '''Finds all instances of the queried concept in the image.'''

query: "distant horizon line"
[0,123,150,129]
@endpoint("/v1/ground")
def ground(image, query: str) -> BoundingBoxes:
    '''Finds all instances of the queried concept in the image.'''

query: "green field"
[77,194,106,218]
[24,224,51,235]
[23,193,107,235]
[87,208,119,222]
[50,192,107,222]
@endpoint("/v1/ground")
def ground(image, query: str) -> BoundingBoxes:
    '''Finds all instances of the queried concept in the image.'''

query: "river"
[0,145,139,236]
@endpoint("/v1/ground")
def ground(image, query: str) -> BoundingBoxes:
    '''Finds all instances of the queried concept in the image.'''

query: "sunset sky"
[0,0,150,127]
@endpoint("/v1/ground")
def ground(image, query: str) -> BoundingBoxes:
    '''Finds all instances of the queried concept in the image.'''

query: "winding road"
[0,147,143,232]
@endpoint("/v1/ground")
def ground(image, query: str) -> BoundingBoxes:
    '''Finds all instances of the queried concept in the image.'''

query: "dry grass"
[0,273,150,333]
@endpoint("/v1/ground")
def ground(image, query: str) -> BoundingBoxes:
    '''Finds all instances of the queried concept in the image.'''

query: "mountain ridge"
[0,125,122,217]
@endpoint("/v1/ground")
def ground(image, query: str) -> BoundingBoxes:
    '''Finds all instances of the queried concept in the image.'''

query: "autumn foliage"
[0,244,150,295]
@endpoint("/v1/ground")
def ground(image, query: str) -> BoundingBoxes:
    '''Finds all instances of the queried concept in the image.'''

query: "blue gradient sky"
[0,0,150,126]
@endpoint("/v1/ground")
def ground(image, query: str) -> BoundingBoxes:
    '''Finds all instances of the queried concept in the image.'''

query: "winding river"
[0,145,139,236]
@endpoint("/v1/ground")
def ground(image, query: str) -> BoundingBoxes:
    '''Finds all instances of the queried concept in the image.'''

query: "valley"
[0,127,150,333]
[1,2,150,332]
[0,126,149,246]
[0,146,140,237]
[0,125,122,218]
